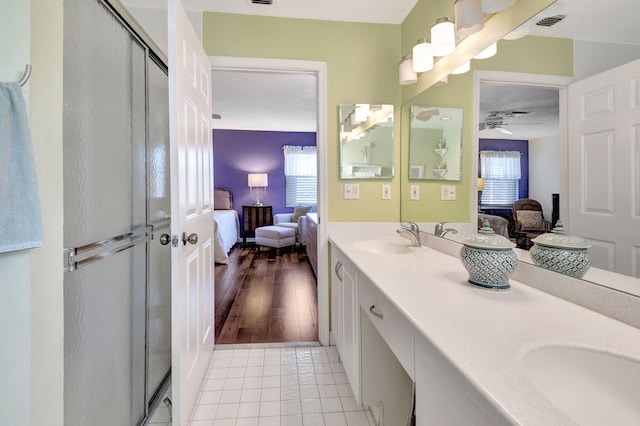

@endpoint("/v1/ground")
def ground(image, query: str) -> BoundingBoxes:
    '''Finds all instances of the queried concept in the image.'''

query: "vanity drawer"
[359,276,415,380]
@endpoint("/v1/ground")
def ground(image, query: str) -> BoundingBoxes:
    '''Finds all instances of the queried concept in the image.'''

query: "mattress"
[214,209,239,264]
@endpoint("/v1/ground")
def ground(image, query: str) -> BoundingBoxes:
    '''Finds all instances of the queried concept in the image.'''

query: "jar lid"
[463,219,515,250]
[530,220,591,249]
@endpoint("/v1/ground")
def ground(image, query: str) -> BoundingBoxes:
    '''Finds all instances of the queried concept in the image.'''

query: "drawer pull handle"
[334,260,343,281]
[369,305,384,319]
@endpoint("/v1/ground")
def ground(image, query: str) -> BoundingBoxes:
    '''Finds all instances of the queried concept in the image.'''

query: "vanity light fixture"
[474,42,497,59]
[399,54,418,85]
[431,17,456,57]
[412,38,434,73]
[434,74,449,86]
[503,20,531,40]
[481,0,515,14]
[455,0,484,38]
[354,104,370,123]
[451,60,471,75]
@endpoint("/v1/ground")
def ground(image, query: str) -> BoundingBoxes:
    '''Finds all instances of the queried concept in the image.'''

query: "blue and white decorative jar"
[529,221,591,278]
[460,220,517,290]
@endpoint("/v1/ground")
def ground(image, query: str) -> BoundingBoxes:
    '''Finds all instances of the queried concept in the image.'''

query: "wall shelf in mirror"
[409,106,462,181]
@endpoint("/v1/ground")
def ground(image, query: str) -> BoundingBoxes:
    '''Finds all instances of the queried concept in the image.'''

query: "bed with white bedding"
[214,189,240,264]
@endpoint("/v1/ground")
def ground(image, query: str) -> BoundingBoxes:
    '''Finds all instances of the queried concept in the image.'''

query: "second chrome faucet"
[434,222,458,238]
[397,221,422,247]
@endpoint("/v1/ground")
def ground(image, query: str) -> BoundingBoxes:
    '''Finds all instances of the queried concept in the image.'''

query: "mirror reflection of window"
[339,104,394,179]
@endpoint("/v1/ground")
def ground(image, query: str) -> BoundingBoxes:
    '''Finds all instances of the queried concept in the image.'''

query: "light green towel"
[0,82,43,253]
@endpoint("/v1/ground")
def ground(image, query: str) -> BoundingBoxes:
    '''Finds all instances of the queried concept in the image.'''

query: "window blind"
[283,145,318,207]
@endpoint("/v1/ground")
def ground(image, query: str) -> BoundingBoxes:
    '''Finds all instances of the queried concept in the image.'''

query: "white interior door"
[168,0,215,424]
[568,59,640,277]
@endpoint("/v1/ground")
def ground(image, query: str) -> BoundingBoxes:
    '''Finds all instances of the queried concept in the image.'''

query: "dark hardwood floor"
[214,244,318,344]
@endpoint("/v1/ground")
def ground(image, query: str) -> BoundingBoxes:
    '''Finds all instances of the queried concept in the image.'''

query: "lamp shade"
[481,0,515,13]
[455,0,484,38]
[412,38,434,73]
[474,42,497,59]
[399,55,418,85]
[478,177,485,191]
[431,17,456,57]
[248,173,268,187]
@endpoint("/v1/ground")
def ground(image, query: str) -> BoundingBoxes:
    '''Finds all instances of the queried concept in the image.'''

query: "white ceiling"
[212,71,317,132]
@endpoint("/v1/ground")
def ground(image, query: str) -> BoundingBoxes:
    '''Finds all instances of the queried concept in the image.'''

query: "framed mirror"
[409,106,463,181]
[339,104,394,179]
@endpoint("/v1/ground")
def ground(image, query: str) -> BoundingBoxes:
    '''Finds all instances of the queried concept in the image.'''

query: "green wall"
[201,0,572,224]
[202,13,402,221]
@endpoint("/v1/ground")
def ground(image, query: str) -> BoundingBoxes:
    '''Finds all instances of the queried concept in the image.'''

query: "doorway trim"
[209,56,330,346]
[472,70,574,226]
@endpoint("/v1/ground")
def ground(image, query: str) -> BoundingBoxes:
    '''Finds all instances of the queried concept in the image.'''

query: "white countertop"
[329,223,640,425]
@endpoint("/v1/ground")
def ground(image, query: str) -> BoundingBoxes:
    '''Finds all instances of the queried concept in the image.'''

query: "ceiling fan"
[479,110,541,135]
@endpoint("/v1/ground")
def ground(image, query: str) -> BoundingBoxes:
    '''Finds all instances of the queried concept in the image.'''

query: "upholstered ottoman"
[254,225,295,251]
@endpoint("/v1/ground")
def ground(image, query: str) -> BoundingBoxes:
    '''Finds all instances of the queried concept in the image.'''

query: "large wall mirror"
[339,104,394,179]
[399,1,640,296]
[409,106,462,181]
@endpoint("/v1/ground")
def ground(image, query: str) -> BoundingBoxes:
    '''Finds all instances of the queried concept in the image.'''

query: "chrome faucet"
[434,222,458,238]
[397,221,422,247]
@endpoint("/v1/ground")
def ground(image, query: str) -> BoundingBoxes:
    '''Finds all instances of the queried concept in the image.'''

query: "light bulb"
[412,38,434,73]
[431,17,456,57]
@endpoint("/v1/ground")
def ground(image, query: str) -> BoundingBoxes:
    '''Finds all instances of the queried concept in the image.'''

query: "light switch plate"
[441,185,456,200]
[382,184,391,200]
[410,185,420,200]
[344,183,360,199]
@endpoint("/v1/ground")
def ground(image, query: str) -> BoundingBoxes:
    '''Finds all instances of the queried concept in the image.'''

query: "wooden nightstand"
[242,205,272,246]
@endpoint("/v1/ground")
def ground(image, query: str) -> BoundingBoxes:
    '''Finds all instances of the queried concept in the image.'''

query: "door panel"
[568,59,640,277]
[168,0,214,424]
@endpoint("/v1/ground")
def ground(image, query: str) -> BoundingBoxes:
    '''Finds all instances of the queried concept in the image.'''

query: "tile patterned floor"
[147,344,375,426]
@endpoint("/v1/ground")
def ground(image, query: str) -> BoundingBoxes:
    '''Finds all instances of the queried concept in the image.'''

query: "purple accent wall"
[479,139,529,198]
[213,129,316,235]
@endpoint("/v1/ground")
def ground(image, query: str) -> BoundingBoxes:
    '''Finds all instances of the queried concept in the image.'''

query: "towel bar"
[18,64,31,87]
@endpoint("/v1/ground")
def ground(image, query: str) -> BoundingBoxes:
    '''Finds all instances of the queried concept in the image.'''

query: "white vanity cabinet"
[330,246,361,402]
[358,276,415,380]
[414,334,509,426]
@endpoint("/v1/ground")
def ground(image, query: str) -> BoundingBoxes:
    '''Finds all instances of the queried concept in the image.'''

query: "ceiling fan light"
[481,0,515,14]
[412,38,434,73]
[455,0,485,38]
[474,42,497,59]
[399,54,417,85]
[451,60,471,75]
[431,17,456,57]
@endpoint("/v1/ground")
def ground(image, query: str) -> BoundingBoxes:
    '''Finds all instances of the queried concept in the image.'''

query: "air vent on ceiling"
[535,15,567,27]
[251,0,273,4]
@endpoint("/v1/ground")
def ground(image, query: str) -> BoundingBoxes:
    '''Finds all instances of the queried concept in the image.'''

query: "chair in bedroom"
[512,198,550,250]
[273,205,314,247]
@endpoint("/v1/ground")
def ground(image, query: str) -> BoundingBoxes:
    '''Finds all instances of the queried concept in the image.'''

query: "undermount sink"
[523,345,640,425]
[353,239,412,254]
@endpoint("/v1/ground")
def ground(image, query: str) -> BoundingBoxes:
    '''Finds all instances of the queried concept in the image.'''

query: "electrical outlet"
[344,183,360,199]
[410,185,420,200]
[441,185,456,200]
[381,184,391,200]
